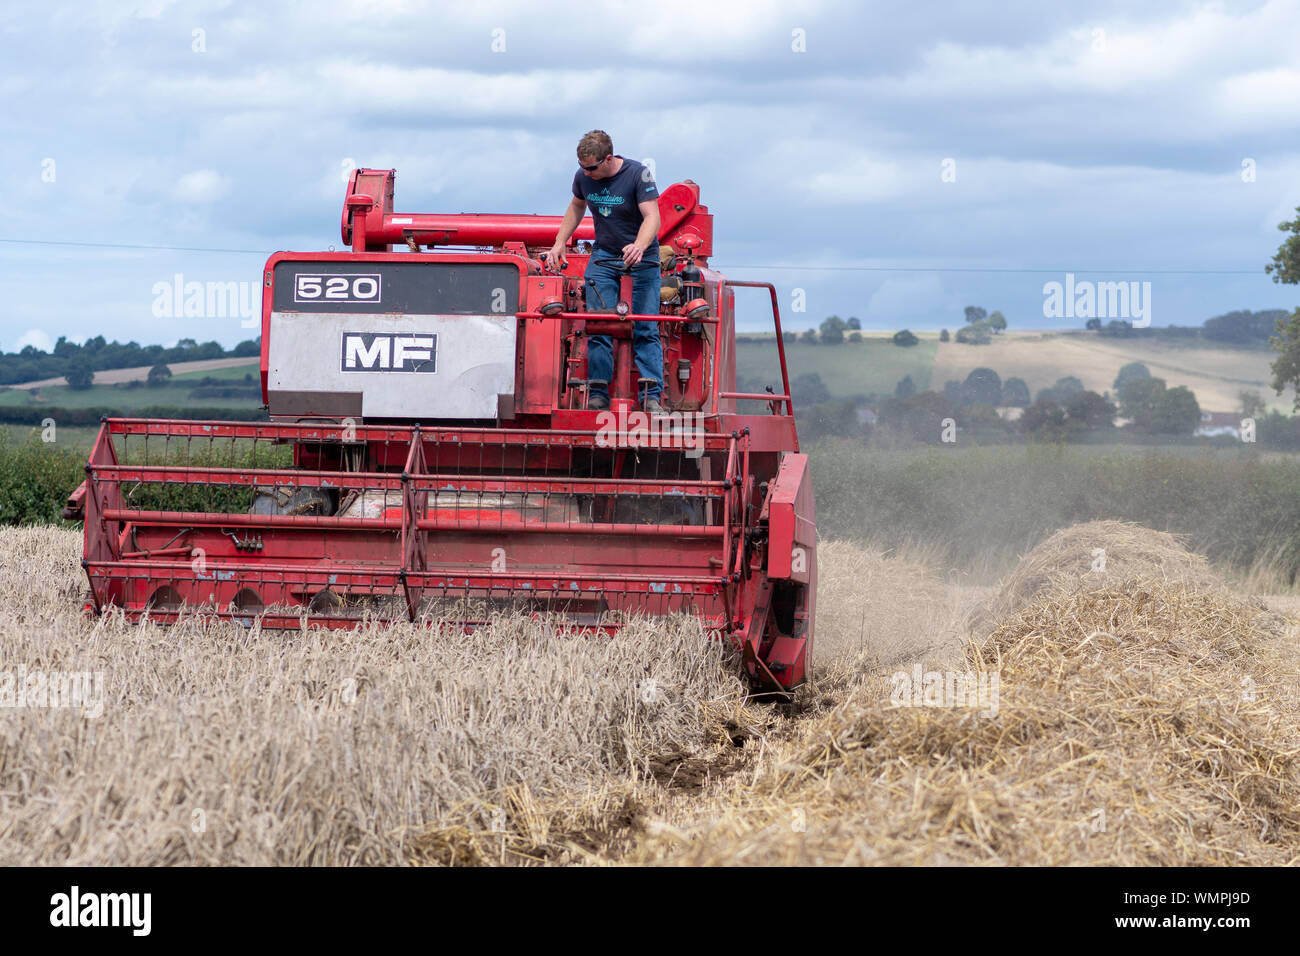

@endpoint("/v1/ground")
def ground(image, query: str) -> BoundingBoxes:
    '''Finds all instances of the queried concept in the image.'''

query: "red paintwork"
[79,170,817,692]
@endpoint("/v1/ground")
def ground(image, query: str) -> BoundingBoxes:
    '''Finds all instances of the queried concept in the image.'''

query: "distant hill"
[735,330,1290,413]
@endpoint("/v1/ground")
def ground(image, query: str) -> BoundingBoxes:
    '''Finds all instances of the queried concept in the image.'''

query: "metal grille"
[83,419,752,632]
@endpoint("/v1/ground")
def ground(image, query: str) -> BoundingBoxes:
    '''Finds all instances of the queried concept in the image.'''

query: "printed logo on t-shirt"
[588,188,625,217]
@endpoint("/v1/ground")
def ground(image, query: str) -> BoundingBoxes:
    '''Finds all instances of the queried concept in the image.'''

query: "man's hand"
[547,197,586,270]
[621,242,645,268]
[544,243,567,271]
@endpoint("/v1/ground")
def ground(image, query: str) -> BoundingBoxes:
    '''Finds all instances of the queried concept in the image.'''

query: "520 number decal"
[294,273,381,303]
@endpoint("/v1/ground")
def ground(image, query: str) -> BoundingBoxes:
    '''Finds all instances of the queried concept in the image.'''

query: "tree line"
[751,302,1293,349]
[771,359,1211,444]
[0,336,260,387]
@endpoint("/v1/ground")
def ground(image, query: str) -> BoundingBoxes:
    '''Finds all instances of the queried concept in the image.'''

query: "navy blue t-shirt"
[572,156,659,258]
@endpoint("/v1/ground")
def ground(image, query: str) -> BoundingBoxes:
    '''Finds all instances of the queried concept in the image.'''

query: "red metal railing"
[720,280,795,425]
[82,419,756,634]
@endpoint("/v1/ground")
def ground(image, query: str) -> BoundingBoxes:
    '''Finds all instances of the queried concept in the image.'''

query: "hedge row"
[0,436,85,524]
[0,430,292,525]
[0,405,269,426]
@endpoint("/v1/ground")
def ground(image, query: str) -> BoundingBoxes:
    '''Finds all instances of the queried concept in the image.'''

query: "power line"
[0,236,1269,275]
[726,264,1265,275]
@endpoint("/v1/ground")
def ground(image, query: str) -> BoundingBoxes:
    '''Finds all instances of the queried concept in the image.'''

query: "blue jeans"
[584,248,662,401]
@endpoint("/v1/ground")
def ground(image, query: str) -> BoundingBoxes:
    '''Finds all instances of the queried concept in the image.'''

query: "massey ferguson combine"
[67,168,817,692]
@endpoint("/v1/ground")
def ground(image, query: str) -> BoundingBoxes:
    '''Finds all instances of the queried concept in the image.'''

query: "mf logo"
[341,332,438,372]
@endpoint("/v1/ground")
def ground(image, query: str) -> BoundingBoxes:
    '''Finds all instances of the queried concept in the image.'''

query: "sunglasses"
[579,154,609,172]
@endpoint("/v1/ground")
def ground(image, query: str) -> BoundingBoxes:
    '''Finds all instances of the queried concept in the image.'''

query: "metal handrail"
[517,309,718,325]
[719,281,796,431]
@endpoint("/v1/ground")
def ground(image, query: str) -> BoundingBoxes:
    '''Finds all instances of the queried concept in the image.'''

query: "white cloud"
[805,154,908,204]
[13,329,53,353]
[304,0,819,63]
[860,1,1300,143]
[1213,67,1300,128]
[172,169,229,203]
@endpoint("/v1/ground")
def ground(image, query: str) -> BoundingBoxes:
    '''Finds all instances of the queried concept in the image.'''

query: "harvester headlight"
[683,298,710,319]
[539,296,564,316]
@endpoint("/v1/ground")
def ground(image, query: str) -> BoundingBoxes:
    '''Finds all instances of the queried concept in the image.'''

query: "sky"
[3,0,1300,350]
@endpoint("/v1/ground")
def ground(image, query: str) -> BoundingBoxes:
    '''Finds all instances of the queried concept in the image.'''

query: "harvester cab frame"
[69,168,818,694]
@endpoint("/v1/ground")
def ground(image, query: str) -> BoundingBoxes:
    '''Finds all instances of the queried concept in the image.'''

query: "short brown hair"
[577,130,612,162]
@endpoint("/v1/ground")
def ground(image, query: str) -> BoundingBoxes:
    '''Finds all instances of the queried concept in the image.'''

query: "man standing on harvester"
[545,130,664,414]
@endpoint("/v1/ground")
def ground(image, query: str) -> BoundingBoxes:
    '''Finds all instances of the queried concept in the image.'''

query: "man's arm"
[545,196,588,269]
[622,199,661,267]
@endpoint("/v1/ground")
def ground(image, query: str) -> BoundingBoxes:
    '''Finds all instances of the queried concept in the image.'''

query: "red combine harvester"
[67,168,817,692]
